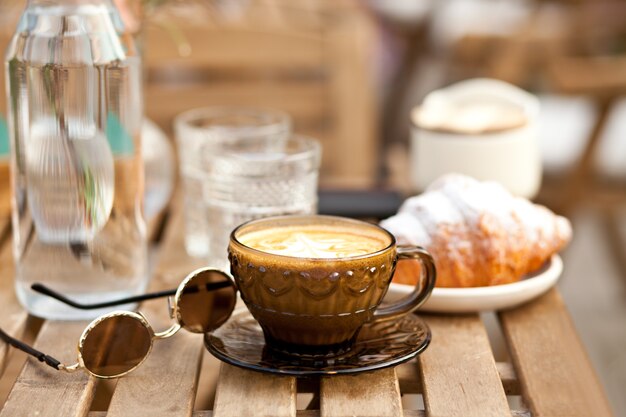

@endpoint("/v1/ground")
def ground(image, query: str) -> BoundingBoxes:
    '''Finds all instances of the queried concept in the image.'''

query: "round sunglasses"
[0,268,237,379]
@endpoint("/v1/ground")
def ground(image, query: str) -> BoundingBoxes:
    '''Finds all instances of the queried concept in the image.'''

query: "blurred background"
[1,0,626,414]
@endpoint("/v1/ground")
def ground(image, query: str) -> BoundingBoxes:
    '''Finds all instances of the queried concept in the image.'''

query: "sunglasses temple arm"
[31,280,234,310]
[30,284,177,309]
[0,327,63,371]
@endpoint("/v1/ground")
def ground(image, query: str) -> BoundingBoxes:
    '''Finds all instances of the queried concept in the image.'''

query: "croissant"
[380,174,572,288]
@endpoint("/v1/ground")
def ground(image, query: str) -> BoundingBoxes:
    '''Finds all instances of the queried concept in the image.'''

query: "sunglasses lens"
[81,315,152,378]
[178,269,237,333]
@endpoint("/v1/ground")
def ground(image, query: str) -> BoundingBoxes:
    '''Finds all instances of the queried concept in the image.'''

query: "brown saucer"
[204,309,431,376]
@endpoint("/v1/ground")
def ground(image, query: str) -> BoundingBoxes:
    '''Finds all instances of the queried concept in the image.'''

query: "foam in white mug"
[412,80,530,134]
[409,78,542,199]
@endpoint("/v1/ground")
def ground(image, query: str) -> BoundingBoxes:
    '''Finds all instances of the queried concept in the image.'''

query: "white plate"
[385,255,563,313]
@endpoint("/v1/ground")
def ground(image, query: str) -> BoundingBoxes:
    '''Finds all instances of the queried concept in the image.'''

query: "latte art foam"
[239,227,389,259]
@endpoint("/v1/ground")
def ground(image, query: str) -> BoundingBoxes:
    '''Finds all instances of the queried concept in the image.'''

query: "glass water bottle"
[5,0,148,319]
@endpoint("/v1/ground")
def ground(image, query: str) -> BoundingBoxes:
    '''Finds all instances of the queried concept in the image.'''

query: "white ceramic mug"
[410,79,541,198]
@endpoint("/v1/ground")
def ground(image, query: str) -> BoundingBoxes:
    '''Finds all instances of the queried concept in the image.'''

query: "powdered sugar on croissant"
[381,174,572,287]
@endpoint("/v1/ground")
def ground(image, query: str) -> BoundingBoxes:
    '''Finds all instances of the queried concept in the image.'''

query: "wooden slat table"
[0,207,615,417]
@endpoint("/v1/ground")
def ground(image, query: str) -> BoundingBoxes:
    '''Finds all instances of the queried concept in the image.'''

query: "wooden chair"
[143,0,379,187]
[433,1,626,210]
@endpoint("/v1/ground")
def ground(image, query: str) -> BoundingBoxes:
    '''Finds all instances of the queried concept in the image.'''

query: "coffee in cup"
[228,215,436,356]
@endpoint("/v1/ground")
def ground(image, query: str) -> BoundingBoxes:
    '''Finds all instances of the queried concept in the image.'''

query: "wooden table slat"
[320,367,403,417]
[213,364,297,417]
[418,315,511,417]
[397,360,520,396]
[106,211,207,417]
[0,321,97,417]
[0,216,29,375]
[499,289,614,417]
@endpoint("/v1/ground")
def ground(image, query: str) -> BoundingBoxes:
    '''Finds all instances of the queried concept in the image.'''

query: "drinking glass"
[174,107,292,258]
[203,135,321,269]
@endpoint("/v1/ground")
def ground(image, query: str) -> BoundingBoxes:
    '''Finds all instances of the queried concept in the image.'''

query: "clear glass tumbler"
[202,135,321,270]
[174,107,292,258]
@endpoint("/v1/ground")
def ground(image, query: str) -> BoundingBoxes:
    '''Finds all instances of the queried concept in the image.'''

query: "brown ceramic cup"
[228,215,436,356]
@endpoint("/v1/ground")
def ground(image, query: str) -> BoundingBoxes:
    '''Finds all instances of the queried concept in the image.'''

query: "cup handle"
[371,246,436,322]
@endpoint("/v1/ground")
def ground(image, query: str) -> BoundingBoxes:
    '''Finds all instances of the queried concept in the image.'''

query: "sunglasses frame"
[4,268,238,379]
[62,310,159,379]
[171,268,237,334]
